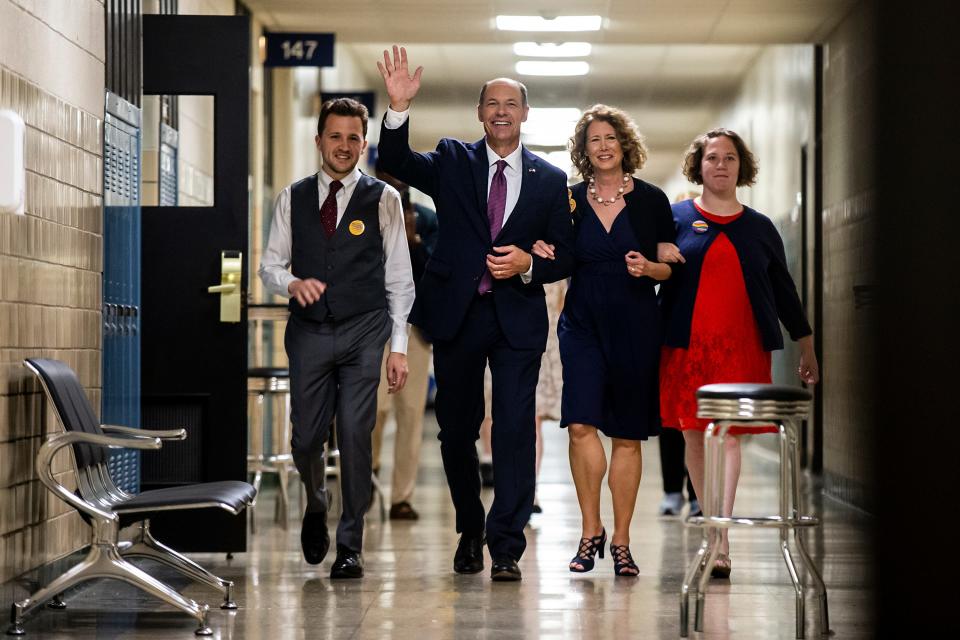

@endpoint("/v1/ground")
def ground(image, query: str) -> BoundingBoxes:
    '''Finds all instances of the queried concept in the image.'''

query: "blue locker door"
[102,92,142,494]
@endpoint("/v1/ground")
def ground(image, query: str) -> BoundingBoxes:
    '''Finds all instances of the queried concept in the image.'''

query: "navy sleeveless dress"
[558,187,662,440]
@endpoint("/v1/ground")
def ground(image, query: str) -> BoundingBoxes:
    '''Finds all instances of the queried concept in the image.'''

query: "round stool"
[247,367,296,532]
[679,383,831,639]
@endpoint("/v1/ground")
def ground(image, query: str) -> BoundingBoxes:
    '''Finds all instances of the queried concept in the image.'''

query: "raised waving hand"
[377,45,424,112]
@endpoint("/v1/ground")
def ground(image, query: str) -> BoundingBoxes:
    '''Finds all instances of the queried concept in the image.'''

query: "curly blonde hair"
[681,128,758,187]
[569,104,647,178]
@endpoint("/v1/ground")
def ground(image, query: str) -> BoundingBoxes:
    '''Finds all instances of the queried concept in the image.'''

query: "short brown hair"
[682,128,758,187]
[569,104,647,178]
[317,97,368,137]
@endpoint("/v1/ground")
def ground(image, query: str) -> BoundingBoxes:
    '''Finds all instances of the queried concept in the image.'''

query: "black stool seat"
[247,367,289,379]
[696,383,811,402]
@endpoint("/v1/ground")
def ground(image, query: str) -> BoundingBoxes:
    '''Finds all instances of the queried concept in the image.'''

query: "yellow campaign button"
[348,220,365,236]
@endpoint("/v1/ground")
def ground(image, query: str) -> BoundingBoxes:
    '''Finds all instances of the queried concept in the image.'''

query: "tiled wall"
[0,0,105,583]
[820,1,876,509]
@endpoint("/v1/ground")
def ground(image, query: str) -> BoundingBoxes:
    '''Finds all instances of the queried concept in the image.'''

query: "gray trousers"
[285,308,390,552]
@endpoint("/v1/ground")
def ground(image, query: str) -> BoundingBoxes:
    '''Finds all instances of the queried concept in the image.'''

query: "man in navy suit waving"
[377,46,574,581]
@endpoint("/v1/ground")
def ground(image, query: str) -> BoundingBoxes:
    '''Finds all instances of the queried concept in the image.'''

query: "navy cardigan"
[659,199,812,351]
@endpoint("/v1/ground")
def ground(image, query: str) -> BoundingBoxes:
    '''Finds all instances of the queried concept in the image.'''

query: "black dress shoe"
[479,462,495,488]
[301,511,329,565]
[330,544,364,579]
[490,556,521,581]
[453,534,485,574]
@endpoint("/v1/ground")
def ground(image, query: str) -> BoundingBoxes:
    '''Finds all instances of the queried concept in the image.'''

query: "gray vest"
[288,173,386,323]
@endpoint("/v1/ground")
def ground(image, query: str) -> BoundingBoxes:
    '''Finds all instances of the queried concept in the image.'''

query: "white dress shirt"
[258,166,415,354]
[384,107,533,282]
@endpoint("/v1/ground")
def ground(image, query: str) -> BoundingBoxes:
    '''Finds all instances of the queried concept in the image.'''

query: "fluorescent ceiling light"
[523,132,573,147]
[516,60,589,76]
[527,107,582,123]
[513,42,592,57]
[522,108,581,147]
[496,15,602,32]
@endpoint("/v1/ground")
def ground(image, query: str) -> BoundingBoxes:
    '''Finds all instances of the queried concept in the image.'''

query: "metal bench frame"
[7,359,255,636]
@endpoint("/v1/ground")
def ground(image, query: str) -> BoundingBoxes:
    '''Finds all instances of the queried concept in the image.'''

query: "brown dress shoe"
[389,501,419,520]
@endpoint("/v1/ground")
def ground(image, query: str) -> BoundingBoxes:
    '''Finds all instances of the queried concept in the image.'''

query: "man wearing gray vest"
[259,97,415,579]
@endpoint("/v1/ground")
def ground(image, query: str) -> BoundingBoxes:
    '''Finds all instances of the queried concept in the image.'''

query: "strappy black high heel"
[569,528,606,572]
[610,543,639,577]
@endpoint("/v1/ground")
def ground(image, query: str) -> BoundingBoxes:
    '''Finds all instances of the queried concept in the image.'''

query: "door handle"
[207,250,242,322]
[207,283,237,294]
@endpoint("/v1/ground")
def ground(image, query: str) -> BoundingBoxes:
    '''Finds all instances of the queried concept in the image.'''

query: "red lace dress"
[659,205,773,433]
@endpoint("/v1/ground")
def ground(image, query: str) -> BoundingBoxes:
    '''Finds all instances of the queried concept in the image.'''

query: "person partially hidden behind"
[258,98,415,578]
[377,46,574,581]
[370,161,439,520]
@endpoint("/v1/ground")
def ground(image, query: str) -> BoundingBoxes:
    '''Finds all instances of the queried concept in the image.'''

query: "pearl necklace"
[588,174,630,205]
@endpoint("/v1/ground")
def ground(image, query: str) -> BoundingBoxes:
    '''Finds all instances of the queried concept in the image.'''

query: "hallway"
[8,411,872,639]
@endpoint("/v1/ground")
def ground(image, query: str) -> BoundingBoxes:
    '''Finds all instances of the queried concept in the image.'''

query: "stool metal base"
[679,416,830,639]
[247,376,298,532]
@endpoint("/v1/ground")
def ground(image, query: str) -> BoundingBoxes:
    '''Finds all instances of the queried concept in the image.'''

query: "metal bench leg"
[122,522,237,610]
[7,543,212,636]
[7,550,103,635]
[102,545,213,635]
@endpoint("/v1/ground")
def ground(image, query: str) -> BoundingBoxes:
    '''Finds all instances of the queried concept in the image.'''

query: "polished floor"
[5,411,873,639]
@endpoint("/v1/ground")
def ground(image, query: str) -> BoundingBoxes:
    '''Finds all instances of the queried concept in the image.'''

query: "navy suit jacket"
[378,117,575,350]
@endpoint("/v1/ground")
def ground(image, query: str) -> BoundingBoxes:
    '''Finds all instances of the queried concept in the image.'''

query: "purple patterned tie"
[478,159,508,294]
[320,179,343,239]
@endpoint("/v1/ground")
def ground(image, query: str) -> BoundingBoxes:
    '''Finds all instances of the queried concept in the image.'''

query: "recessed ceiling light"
[513,42,592,57]
[496,15,602,32]
[515,61,589,76]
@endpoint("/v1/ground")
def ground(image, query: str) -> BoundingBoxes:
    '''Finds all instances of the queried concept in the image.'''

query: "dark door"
[140,15,250,552]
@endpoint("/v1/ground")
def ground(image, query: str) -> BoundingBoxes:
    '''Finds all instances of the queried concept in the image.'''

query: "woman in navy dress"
[533,105,675,576]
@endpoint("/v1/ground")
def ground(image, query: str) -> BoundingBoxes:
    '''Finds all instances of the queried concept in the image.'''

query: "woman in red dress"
[658,129,820,578]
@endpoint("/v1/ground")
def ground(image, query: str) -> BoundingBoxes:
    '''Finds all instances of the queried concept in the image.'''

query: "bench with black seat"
[6,358,257,637]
